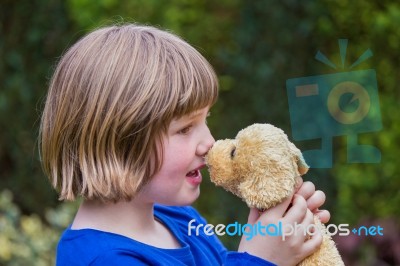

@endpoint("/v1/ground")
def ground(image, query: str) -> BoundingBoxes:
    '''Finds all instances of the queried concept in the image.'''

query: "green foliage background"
[1,0,399,265]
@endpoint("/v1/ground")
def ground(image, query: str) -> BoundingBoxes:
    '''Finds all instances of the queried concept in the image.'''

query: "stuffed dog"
[206,123,344,266]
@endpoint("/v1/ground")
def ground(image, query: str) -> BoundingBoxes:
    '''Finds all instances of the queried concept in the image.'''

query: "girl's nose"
[197,127,215,157]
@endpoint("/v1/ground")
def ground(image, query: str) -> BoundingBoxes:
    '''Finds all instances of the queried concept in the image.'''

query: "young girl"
[40,24,330,265]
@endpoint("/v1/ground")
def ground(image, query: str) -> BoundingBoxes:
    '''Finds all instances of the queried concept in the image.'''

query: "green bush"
[0,190,76,266]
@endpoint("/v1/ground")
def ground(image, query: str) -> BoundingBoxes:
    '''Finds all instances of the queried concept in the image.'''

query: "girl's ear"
[288,142,309,175]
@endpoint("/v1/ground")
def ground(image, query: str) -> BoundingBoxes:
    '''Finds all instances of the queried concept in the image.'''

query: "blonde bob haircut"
[39,24,218,202]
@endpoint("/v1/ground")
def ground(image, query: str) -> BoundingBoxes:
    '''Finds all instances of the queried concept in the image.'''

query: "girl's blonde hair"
[39,24,218,202]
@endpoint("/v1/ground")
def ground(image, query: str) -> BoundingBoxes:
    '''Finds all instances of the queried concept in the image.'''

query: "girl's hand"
[295,177,330,223]
[238,194,323,266]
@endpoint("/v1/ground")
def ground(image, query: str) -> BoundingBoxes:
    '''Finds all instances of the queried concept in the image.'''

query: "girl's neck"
[71,197,180,249]
[72,198,153,231]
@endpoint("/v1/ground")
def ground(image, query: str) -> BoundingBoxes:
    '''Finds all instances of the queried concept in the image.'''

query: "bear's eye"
[230,147,236,159]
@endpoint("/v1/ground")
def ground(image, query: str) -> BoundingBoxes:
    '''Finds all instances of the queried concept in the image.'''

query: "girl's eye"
[178,125,192,135]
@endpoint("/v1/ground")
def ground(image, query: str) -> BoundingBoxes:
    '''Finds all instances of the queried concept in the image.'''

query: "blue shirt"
[56,205,276,265]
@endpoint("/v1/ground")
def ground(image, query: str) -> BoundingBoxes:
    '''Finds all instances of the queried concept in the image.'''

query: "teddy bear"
[206,123,344,266]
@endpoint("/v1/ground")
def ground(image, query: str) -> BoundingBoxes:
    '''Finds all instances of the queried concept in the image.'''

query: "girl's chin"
[158,188,200,206]
[180,190,200,206]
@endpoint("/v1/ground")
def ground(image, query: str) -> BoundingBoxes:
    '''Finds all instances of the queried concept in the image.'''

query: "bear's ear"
[288,142,309,175]
[297,153,309,175]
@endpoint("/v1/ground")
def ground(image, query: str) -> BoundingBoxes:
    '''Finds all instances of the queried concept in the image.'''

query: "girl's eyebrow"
[188,110,204,119]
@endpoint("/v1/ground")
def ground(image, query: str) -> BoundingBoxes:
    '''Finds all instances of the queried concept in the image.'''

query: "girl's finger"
[313,209,331,224]
[283,195,307,223]
[305,190,326,211]
[247,208,261,224]
[296,181,315,200]
[260,195,294,221]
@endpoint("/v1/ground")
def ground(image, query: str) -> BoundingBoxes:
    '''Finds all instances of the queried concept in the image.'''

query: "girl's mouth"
[186,170,199,177]
[186,166,204,186]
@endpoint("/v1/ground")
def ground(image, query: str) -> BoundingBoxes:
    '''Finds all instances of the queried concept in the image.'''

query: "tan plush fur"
[206,123,344,266]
